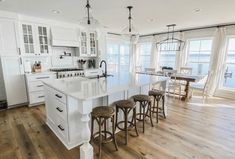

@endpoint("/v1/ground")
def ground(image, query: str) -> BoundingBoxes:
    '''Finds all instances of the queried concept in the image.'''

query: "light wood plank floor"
[0,96,235,159]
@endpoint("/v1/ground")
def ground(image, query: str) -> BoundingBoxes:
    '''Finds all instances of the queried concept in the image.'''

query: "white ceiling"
[0,0,235,35]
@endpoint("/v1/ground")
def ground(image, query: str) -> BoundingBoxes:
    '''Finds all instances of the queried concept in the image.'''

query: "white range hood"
[51,26,79,47]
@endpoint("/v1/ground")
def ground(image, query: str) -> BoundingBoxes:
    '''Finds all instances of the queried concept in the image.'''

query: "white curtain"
[129,36,139,73]
[150,36,161,71]
[177,32,187,71]
[207,27,227,96]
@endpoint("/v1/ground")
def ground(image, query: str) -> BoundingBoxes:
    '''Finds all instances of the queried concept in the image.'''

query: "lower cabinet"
[25,72,56,106]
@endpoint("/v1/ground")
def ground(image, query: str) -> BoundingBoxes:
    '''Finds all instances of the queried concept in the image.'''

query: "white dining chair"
[163,69,182,99]
[145,68,156,73]
[135,66,142,72]
[180,67,193,75]
[190,71,213,102]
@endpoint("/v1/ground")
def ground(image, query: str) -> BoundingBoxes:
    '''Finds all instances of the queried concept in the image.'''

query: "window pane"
[223,64,235,89]
[228,38,235,51]
[139,43,151,69]
[189,40,200,51]
[187,39,212,75]
[200,40,212,51]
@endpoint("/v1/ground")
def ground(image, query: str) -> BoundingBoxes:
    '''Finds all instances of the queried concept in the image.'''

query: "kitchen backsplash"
[22,46,99,73]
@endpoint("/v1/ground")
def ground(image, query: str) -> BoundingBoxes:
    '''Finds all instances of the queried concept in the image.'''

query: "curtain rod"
[140,23,235,37]
[107,22,235,37]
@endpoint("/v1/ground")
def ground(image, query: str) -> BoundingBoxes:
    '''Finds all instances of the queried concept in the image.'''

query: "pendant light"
[121,6,139,42]
[79,0,101,30]
[157,24,185,51]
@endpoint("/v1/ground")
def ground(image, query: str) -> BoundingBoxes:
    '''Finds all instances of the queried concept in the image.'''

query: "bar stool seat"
[131,94,153,133]
[115,100,138,145]
[90,106,118,159]
[149,89,166,123]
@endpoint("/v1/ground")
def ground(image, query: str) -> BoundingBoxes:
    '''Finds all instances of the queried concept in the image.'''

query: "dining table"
[136,71,201,101]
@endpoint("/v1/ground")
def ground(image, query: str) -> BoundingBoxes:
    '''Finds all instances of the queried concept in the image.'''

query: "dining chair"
[135,66,142,72]
[190,71,213,102]
[145,68,156,73]
[162,69,182,99]
[180,67,193,75]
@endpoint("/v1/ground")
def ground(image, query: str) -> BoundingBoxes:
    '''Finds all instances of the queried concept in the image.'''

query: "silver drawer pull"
[58,125,65,131]
[56,107,63,112]
[36,76,50,79]
[55,94,62,98]
[37,85,44,87]
[38,96,45,98]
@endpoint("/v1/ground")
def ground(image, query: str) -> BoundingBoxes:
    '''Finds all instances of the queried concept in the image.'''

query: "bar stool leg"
[90,116,94,142]
[104,119,107,140]
[98,118,102,159]
[142,102,146,133]
[133,108,139,136]
[162,96,166,119]
[156,98,159,123]
[124,109,128,145]
[148,101,154,127]
[112,115,118,151]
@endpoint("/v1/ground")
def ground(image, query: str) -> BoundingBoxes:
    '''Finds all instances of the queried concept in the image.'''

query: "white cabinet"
[51,26,79,47]
[0,19,20,56]
[25,72,56,106]
[80,30,98,57]
[19,22,50,56]
[0,56,28,107]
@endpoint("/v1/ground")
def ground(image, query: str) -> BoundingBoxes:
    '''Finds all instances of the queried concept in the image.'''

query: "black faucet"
[100,60,107,77]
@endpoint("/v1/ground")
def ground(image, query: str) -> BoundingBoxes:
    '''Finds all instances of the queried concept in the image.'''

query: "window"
[159,43,177,69]
[139,43,152,70]
[223,37,235,89]
[107,43,130,73]
[186,38,213,75]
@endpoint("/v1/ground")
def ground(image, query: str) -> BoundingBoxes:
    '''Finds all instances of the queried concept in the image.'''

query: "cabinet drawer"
[29,91,45,104]
[54,99,67,121]
[53,90,66,104]
[28,81,44,92]
[27,74,54,82]
[55,116,68,141]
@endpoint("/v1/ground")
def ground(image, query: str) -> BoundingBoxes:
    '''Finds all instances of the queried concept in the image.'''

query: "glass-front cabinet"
[20,23,50,56]
[80,30,98,57]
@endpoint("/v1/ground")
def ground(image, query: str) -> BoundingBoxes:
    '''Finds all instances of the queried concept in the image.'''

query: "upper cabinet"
[0,19,20,56]
[20,22,50,56]
[80,30,98,57]
[51,26,79,47]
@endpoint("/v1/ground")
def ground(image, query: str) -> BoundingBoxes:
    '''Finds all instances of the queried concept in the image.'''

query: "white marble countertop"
[43,73,168,100]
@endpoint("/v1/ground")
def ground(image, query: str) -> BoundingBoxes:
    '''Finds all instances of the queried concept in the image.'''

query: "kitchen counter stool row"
[90,89,166,159]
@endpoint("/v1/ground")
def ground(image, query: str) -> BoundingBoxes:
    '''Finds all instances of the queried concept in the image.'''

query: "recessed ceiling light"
[194,8,201,13]
[52,10,60,14]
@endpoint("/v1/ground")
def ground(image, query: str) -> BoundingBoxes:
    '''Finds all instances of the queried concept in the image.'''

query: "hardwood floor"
[0,96,235,159]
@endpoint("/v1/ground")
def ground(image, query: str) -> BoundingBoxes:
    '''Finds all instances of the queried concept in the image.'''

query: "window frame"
[186,37,213,75]
[218,35,235,91]
[138,42,152,70]
[106,41,130,74]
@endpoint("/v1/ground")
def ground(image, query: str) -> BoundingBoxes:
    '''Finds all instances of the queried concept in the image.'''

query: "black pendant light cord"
[86,0,91,25]
[127,6,133,33]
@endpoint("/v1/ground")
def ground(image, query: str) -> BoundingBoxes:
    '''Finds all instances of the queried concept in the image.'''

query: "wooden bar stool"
[131,94,154,133]
[149,90,166,123]
[90,106,118,159]
[114,100,139,145]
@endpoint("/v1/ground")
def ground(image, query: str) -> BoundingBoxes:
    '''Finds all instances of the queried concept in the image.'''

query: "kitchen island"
[43,73,168,159]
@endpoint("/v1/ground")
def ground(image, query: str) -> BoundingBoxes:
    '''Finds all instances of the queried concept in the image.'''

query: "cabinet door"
[0,19,19,56]
[89,32,98,57]
[21,24,36,55]
[37,26,49,54]
[80,31,88,56]
[1,56,28,106]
